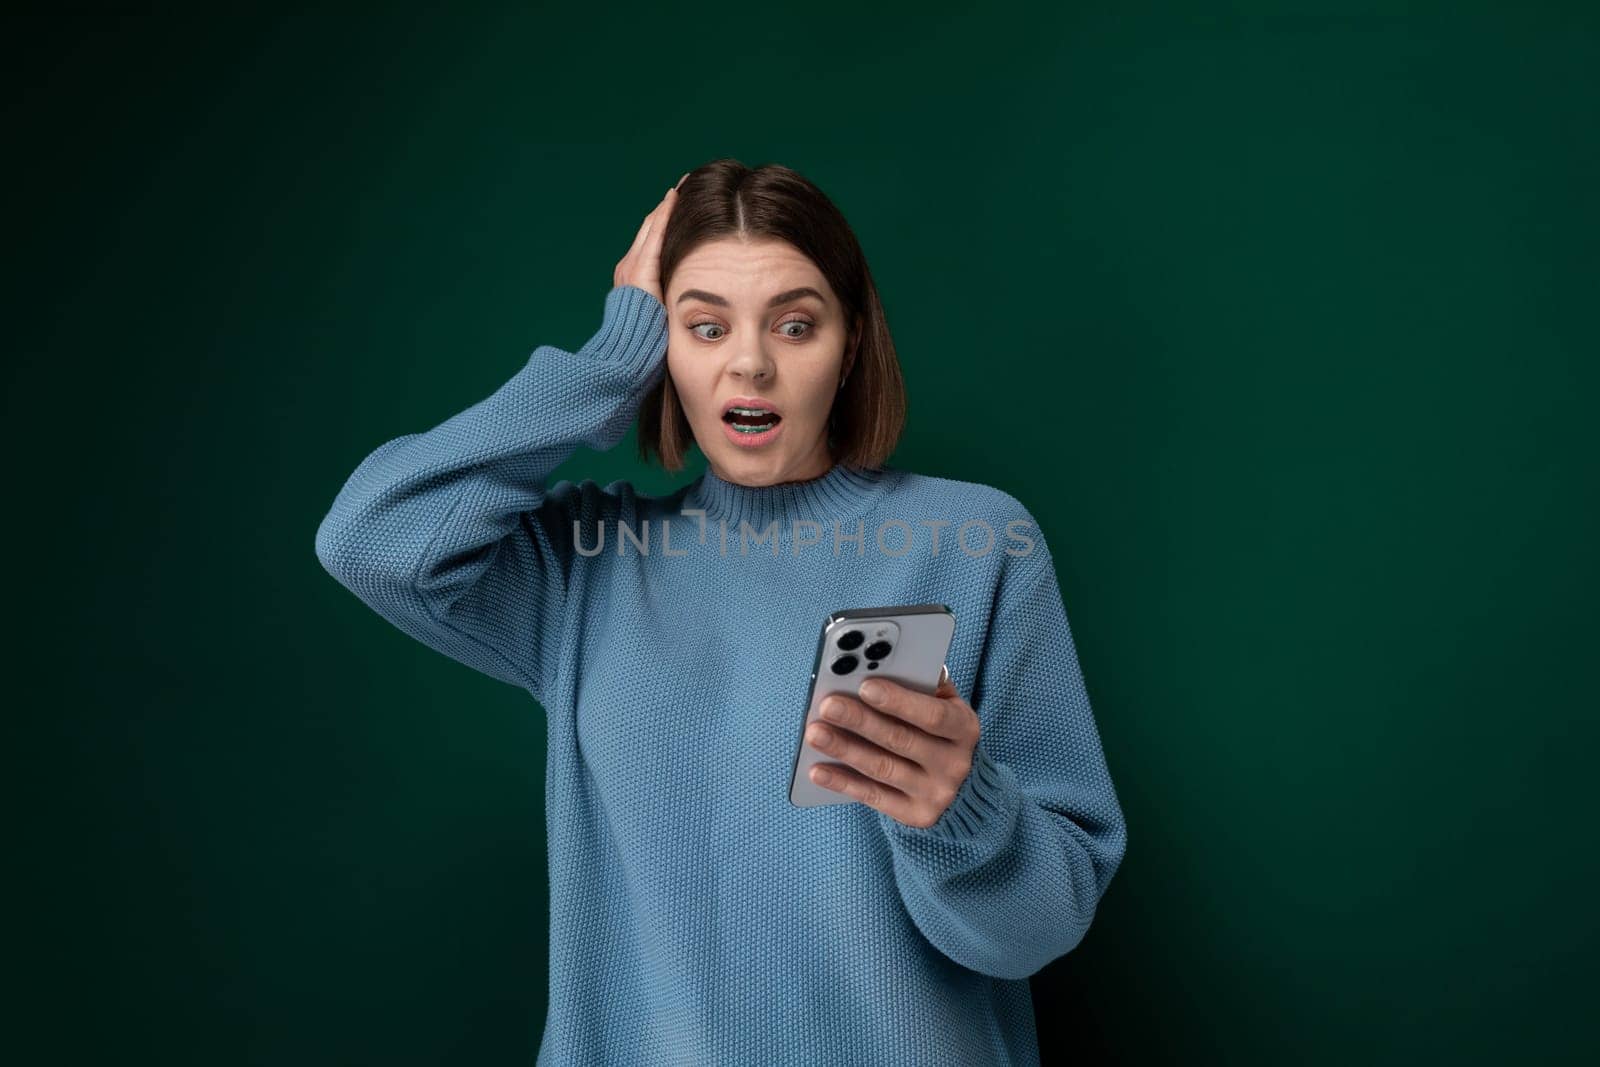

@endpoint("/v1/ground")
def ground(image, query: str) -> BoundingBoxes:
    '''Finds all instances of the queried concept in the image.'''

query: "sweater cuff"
[577,284,670,379]
[879,742,1019,842]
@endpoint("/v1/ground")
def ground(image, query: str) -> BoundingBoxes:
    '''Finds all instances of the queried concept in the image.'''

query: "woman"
[315,159,1128,1066]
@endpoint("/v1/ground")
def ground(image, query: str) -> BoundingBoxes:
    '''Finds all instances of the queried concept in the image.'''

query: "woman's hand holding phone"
[806,670,981,830]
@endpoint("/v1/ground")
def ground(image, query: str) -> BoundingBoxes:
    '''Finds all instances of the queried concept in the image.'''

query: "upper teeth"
[729,406,774,415]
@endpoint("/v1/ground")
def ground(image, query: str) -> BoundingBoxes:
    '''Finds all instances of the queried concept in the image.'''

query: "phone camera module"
[864,640,892,660]
[829,654,859,675]
[836,629,865,651]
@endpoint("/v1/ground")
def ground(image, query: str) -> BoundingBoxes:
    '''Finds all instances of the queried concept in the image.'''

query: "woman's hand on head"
[613,172,688,307]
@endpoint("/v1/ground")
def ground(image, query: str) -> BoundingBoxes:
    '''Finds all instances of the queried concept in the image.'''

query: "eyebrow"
[675,286,827,309]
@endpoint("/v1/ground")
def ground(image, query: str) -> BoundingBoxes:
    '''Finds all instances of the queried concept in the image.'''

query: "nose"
[727,345,775,384]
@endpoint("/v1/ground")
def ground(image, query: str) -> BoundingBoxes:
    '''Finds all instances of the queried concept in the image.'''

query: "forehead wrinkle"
[675,285,828,309]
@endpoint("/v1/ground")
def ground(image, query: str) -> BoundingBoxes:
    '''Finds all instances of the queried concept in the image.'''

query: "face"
[665,238,859,486]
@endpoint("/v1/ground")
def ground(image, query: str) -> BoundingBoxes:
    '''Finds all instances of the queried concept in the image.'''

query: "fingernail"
[809,724,832,746]
[859,680,884,703]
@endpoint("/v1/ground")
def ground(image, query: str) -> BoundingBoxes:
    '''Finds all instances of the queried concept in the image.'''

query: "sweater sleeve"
[874,546,1129,980]
[313,284,669,700]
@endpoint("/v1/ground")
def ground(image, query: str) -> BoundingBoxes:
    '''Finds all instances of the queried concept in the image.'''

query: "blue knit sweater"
[314,284,1128,1066]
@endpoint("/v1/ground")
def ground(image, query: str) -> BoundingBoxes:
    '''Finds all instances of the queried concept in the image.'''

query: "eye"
[686,315,817,341]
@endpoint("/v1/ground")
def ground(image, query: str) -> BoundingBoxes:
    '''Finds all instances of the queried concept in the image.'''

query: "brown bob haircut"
[637,158,906,472]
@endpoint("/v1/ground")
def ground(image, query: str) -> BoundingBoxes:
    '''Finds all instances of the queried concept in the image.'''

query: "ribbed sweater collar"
[684,461,891,530]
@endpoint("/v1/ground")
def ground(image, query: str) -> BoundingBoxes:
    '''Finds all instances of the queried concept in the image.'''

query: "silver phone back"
[788,603,956,808]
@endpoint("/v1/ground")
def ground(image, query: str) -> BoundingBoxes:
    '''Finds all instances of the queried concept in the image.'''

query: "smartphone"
[788,603,956,808]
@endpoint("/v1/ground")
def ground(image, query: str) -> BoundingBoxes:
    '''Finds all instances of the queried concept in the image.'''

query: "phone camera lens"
[864,640,892,660]
[829,654,859,675]
[836,630,865,651]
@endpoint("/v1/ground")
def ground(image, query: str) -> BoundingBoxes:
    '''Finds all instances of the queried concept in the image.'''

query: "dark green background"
[11,4,1596,1064]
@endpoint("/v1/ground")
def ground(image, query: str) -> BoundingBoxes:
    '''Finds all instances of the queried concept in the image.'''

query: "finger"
[616,231,646,285]
[806,714,926,794]
[808,761,918,822]
[816,693,943,768]
[621,217,658,278]
[856,677,969,742]
[646,193,674,248]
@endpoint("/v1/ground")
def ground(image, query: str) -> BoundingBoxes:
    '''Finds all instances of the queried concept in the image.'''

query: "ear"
[841,317,863,381]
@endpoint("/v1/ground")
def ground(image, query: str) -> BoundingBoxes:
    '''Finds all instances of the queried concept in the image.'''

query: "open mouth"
[721,405,783,434]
